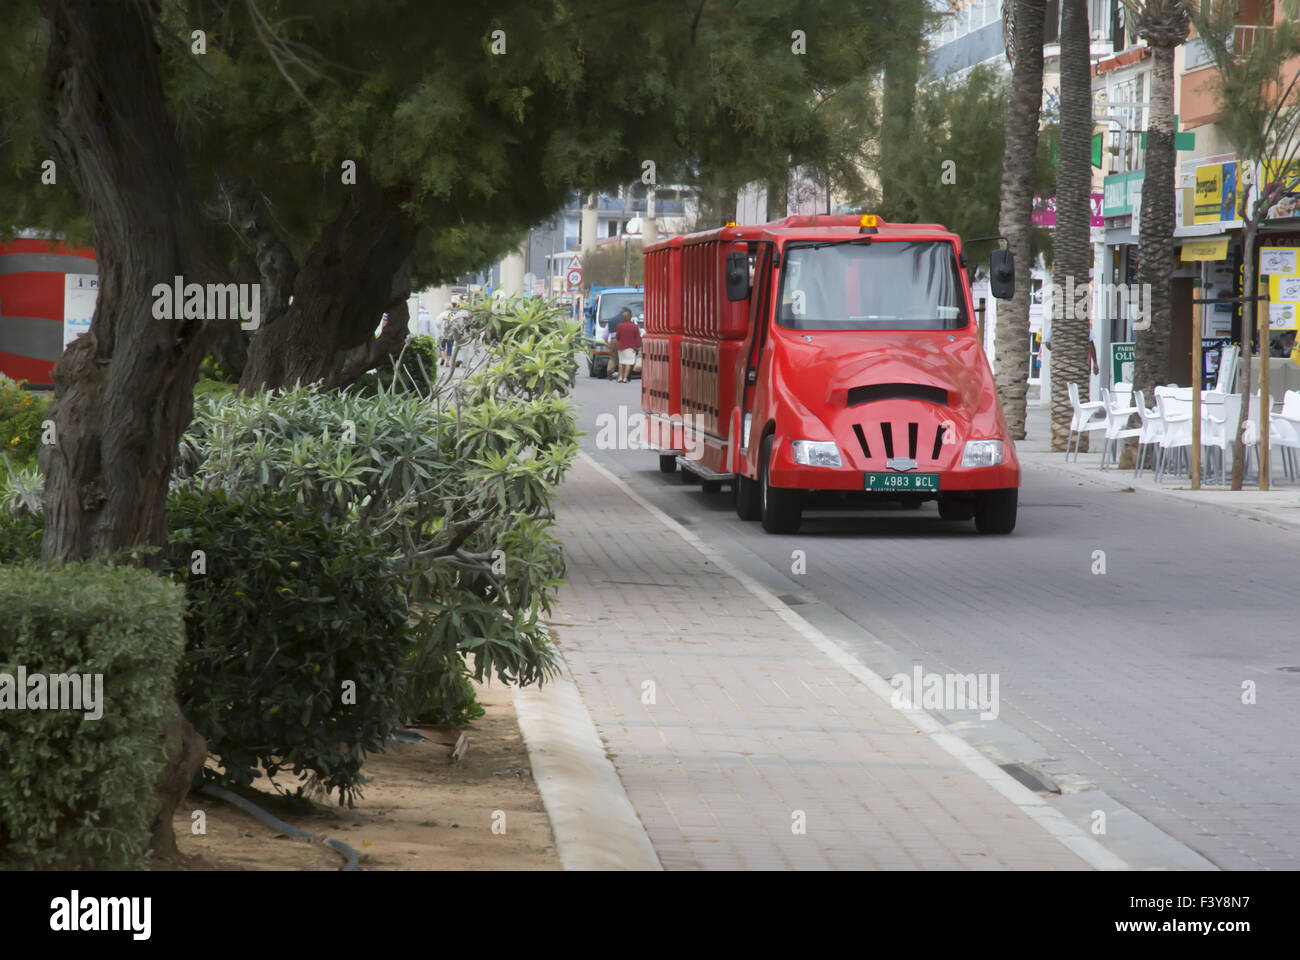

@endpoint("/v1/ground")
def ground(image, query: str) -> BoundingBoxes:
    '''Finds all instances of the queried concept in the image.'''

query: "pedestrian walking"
[613,306,641,383]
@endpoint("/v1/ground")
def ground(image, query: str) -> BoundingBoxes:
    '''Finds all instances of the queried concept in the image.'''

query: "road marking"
[578,450,1130,871]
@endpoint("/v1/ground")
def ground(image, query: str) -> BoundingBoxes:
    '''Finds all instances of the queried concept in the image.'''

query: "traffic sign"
[566,267,583,288]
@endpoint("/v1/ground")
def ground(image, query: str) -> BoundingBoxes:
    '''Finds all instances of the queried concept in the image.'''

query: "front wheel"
[759,434,802,534]
[938,497,975,522]
[974,488,1017,534]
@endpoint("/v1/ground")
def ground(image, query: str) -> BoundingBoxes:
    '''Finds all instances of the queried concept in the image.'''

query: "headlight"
[962,439,1004,467]
[743,412,752,448]
[791,440,841,467]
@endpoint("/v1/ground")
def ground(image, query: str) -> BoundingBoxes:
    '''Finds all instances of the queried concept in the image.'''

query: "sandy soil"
[169,681,559,870]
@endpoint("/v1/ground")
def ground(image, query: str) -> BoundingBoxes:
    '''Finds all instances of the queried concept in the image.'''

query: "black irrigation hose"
[198,782,359,871]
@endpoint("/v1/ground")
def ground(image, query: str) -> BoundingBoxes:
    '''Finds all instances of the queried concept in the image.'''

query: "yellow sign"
[1180,237,1229,262]
[1194,165,1223,223]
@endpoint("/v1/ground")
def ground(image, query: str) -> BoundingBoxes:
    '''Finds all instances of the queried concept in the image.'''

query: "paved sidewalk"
[1021,404,1300,531]
[542,455,1098,870]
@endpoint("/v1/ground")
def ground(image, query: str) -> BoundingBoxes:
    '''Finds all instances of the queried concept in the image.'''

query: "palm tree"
[996,0,1049,440]
[1128,2,1191,406]
[1051,0,1096,452]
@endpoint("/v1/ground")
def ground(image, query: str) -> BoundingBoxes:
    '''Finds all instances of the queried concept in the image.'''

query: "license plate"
[864,472,939,492]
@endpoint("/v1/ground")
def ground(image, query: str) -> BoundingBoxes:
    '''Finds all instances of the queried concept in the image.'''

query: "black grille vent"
[931,423,947,460]
[852,423,871,459]
[847,383,949,407]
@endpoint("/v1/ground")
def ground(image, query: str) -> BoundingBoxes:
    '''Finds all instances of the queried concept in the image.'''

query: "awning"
[1179,236,1230,261]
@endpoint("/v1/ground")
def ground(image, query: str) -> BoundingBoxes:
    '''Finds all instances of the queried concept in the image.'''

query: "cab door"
[735,243,774,476]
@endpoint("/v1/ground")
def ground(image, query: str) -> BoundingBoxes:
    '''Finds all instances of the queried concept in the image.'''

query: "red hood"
[770,328,992,416]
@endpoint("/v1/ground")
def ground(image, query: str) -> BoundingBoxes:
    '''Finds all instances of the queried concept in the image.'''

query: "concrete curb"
[576,450,1129,871]
[512,663,662,871]
[1021,451,1300,532]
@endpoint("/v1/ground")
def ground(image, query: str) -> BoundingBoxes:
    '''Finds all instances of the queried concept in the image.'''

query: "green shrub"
[174,297,581,724]
[0,509,42,564]
[0,379,51,469]
[0,562,186,869]
[165,489,414,805]
[352,334,440,397]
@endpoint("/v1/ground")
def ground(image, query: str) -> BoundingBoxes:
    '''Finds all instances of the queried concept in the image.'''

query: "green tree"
[1191,0,1300,489]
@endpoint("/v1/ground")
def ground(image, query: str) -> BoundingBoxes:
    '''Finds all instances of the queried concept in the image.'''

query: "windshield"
[776,240,966,331]
[598,293,644,326]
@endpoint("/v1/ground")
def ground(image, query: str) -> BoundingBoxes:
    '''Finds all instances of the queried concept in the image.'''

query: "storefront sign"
[1269,302,1298,329]
[1032,192,1106,229]
[1181,236,1230,262]
[1111,341,1135,384]
[1261,159,1300,220]
[1194,161,1238,224]
[1103,171,1144,217]
[63,274,97,349]
[1261,246,1298,274]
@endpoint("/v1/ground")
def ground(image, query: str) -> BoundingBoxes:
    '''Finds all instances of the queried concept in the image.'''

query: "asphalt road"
[571,372,1300,870]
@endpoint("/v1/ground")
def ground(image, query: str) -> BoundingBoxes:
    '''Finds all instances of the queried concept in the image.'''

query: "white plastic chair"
[1276,391,1300,482]
[1155,392,1192,483]
[1242,391,1291,483]
[1200,392,1239,486]
[1067,381,1106,461]
[1100,386,1140,469]
[1133,390,1164,478]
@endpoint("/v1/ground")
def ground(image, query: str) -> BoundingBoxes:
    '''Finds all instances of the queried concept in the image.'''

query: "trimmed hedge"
[0,562,186,869]
[165,489,414,805]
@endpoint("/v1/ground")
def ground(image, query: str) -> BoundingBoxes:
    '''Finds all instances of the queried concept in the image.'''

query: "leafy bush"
[0,562,186,868]
[165,489,413,805]
[174,296,581,722]
[352,334,440,397]
[0,508,42,564]
[0,378,51,469]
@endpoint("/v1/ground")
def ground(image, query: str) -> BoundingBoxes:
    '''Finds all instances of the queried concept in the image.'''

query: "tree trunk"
[1232,220,1258,490]
[995,0,1047,441]
[1133,42,1178,399]
[1051,0,1094,452]
[327,255,415,390]
[238,176,416,393]
[37,0,211,857]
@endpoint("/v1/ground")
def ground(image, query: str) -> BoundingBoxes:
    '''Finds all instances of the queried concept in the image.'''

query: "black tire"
[593,355,609,379]
[938,497,975,522]
[587,356,598,377]
[659,454,677,474]
[759,434,801,534]
[701,479,722,494]
[974,488,1017,534]
[734,473,761,520]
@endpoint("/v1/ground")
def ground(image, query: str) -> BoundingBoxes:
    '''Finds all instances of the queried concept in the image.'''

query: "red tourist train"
[640,214,1020,534]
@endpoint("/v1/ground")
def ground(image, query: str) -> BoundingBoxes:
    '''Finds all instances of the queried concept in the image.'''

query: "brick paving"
[546,458,1089,870]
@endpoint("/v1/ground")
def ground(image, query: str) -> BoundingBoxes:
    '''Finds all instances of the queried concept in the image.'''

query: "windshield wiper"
[806,238,873,250]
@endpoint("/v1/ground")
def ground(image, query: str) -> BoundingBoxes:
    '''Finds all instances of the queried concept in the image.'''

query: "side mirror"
[725,251,750,301]
[990,249,1015,300]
